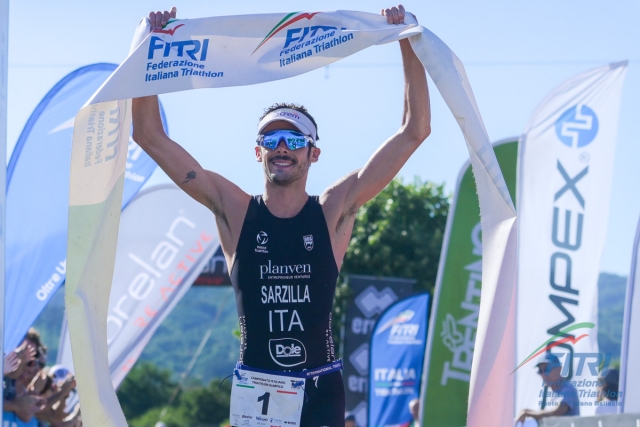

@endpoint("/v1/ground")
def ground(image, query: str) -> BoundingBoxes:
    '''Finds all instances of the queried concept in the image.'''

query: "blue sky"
[6,0,640,274]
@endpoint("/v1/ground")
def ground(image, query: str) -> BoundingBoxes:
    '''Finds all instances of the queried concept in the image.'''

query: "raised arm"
[322,5,430,217]
[132,8,250,257]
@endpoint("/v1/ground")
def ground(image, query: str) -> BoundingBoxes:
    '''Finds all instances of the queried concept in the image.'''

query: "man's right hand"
[149,7,177,31]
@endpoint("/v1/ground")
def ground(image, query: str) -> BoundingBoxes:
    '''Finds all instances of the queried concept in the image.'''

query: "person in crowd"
[36,374,80,427]
[408,398,420,427]
[595,368,620,414]
[515,353,579,425]
[3,328,82,427]
[344,414,356,427]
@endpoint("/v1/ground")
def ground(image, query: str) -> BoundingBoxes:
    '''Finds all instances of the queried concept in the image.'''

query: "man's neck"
[263,181,309,218]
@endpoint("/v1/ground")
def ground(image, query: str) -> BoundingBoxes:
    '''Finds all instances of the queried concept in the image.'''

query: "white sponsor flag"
[620,216,640,413]
[516,62,627,418]
[65,11,516,427]
[59,184,219,388]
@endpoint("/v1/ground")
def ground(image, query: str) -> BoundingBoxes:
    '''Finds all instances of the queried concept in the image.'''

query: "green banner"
[420,139,518,427]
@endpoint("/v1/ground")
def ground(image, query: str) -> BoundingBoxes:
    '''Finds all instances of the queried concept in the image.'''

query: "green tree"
[333,177,449,351]
[117,362,177,420]
[127,379,231,427]
[342,177,448,292]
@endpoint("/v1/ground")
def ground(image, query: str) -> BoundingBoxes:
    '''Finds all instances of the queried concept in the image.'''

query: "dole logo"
[148,36,209,61]
[276,343,301,357]
[269,338,307,367]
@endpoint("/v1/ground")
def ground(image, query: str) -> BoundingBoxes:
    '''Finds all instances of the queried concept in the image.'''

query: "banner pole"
[0,0,9,409]
[619,216,640,413]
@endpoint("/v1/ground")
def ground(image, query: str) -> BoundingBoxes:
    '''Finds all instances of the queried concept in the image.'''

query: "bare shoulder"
[320,171,361,269]
[204,170,252,257]
[319,170,359,232]
[205,170,251,216]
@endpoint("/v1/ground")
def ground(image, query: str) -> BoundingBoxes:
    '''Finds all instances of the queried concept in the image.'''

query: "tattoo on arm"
[182,170,196,184]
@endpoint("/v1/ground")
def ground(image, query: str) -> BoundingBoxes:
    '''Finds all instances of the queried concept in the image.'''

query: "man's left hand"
[381,5,406,25]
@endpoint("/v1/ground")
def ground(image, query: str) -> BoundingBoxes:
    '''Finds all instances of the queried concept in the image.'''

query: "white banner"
[60,184,219,388]
[65,11,516,427]
[620,216,640,413]
[516,63,627,418]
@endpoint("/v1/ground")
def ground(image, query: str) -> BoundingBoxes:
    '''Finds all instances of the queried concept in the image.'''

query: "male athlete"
[133,5,430,426]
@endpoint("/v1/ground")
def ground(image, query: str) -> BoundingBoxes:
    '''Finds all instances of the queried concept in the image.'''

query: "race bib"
[230,367,305,427]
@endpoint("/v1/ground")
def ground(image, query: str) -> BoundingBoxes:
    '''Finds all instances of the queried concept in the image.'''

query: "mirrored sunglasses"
[256,129,313,151]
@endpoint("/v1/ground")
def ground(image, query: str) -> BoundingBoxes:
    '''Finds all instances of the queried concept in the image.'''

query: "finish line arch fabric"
[66,11,516,427]
[57,184,220,390]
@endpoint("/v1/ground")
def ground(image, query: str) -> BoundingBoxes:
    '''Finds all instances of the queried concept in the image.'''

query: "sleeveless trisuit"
[230,195,345,426]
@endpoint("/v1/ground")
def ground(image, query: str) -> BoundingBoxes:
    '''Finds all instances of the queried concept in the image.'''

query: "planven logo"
[513,321,595,373]
[252,12,322,54]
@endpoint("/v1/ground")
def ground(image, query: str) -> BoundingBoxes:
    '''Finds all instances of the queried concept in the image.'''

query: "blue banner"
[5,63,168,350]
[368,293,430,427]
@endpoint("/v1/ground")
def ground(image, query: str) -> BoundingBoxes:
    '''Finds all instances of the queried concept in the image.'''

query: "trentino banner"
[4,63,167,351]
[57,184,219,388]
[343,275,414,427]
[369,293,430,427]
[421,139,518,427]
[620,216,640,413]
[516,62,627,418]
[65,12,516,427]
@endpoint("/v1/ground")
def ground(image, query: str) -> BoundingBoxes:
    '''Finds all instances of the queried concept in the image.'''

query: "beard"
[264,154,308,186]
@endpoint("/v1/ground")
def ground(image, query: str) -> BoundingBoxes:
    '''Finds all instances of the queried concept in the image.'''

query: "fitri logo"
[257,231,268,245]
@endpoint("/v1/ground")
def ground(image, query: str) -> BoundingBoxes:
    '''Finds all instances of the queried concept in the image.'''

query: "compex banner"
[65,11,517,427]
[516,63,627,417]
[369,293,429,427]
[4,64,167,351]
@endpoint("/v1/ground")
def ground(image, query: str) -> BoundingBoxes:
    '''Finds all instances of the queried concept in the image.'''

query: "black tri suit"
[230,195,345,427]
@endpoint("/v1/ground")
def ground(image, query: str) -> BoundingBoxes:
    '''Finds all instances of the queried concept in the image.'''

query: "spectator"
[3,328,82,427]
[515,353,579,425]
[595,368,619,415]
[408,398,420,427]
[345,414,356,427]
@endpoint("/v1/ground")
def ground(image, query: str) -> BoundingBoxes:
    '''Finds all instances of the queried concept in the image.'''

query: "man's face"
[255,120,320,186]
[537,363,562,384]
[345,420,355,427]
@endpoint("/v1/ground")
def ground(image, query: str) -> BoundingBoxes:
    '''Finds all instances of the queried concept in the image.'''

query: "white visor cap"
[257,108,317,143]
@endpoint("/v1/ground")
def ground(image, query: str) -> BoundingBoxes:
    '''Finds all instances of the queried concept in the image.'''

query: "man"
[408,398,420,427]
[133,5,430,426]
[344,414,356,427]
[516,354,579,425]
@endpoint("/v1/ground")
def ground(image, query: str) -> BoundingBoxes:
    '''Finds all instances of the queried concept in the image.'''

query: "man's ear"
[310,146,321,163]
[255,146,263,162]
